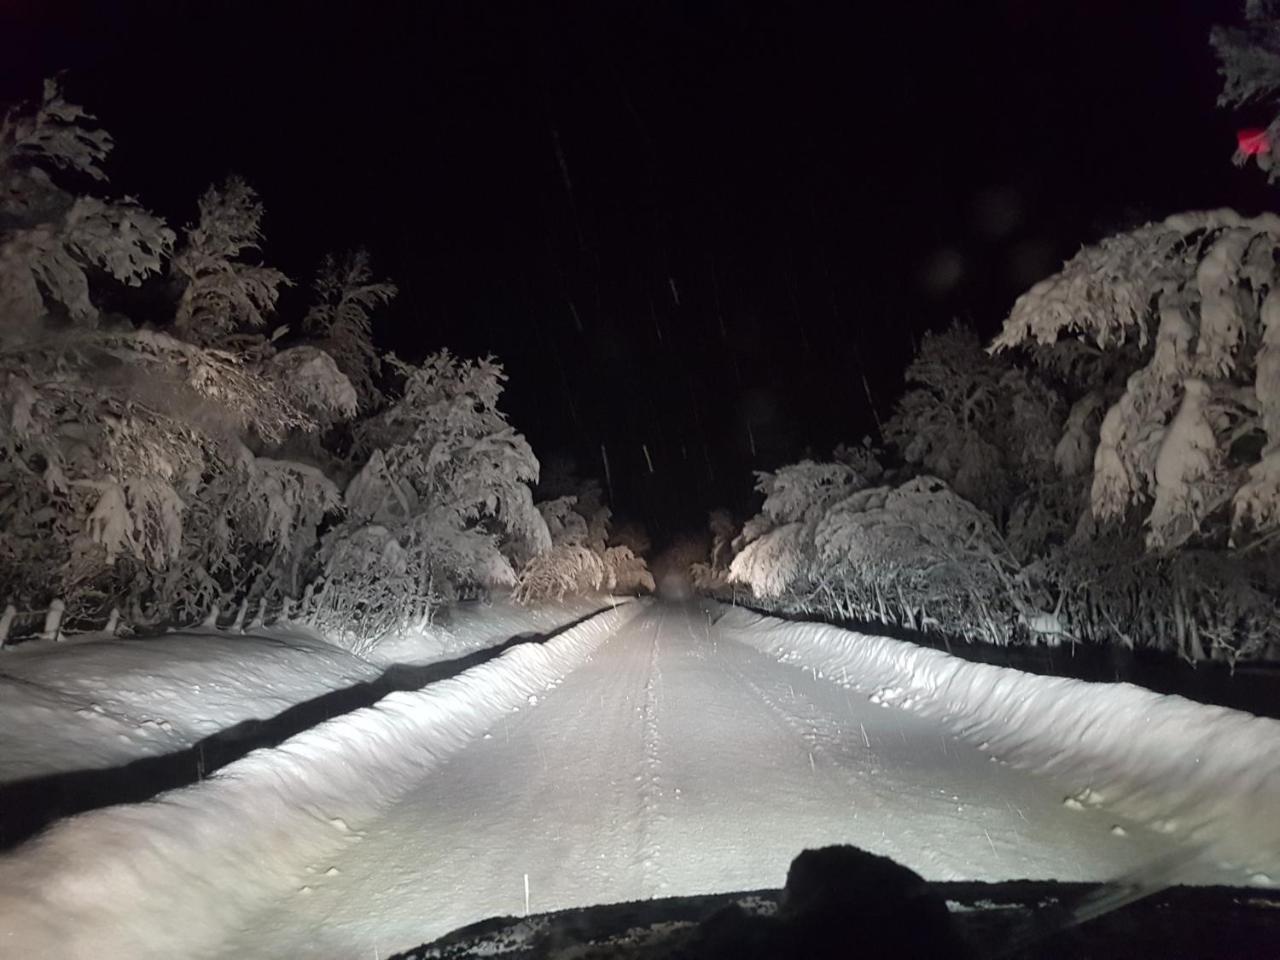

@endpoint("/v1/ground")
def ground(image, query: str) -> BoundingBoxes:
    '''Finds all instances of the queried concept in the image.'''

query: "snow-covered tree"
[603,545,656,595]
[313,351,550,640]
[0,79,172,335]
[726,472,1025,641]
[302,250,396,409]
[993,210,1280,550]
[537,495,590,547]
[886,324,1062,522]
[726,459,875,604]
[1212,1,1280,182]
[811,477,1025,641]
[171,177,289,343]
[0,326,348,621]
[727,522,809,601]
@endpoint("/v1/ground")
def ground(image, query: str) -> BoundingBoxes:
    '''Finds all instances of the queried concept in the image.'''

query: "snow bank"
[367,594,609,666]
[0,599,606,783]
[713,605,1280,882]
[0,600,640,960]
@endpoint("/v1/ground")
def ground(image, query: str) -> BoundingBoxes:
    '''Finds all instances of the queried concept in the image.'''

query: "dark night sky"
[1,0,1271,542]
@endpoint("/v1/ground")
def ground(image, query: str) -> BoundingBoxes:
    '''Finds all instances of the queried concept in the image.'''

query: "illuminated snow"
[0,601,1274,960]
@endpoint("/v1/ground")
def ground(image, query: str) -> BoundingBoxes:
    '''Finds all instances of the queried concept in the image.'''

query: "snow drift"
[713,604,1280,882]
[0,600,640,960]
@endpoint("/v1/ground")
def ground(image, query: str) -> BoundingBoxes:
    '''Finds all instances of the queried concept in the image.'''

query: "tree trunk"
[41,600,65,642]
[0,604,15,648]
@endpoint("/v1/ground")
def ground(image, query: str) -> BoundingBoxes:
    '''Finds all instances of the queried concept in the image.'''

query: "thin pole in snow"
[524,873,530,917]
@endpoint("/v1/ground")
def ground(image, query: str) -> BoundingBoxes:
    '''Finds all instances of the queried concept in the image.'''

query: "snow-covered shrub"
[725,470,1026,643]
[511,462,652,604]
[811,477,1026,642]
[994,210,1280,551]
[513,544,606,603]
[1035,533,1280,663]
[724,458,875,602]
[602,545,656,595]
[728,522,809,601]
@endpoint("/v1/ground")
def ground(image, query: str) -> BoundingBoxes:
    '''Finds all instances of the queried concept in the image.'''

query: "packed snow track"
[216,602,1194,959]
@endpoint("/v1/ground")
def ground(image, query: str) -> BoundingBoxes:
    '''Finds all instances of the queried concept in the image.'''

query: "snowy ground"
[1,600,1274,960]
[0,596,603,783]
[214,603,1265,960]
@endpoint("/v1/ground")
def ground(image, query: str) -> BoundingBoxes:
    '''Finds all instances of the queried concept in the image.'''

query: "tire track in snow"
[705,620,956,877]
[634,607,667,896]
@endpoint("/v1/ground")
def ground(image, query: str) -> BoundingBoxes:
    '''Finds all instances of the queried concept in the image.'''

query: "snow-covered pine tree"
[0,79,172,336]
[171,177,289,343]
[302,250,397,409]
[993,210,1280,550]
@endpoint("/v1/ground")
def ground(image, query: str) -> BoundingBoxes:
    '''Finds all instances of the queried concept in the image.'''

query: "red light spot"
[1238,128,1271,156]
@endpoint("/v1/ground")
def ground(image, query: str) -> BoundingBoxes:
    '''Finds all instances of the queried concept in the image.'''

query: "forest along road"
[219,602,1184,960]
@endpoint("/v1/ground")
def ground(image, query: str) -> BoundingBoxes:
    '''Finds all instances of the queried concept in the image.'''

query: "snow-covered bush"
[724,459,876,600]
[812,477,1026,642]
[726,471,1026,643]
[603,545,655,594]
[511,461,652,604]
[512,544,606,603]
[728,522,809,601]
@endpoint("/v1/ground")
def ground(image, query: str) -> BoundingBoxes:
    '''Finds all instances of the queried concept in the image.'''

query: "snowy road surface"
[219,603,1184,960]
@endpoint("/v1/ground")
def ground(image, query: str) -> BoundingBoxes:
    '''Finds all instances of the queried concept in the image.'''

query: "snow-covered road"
[219,603,1182,960]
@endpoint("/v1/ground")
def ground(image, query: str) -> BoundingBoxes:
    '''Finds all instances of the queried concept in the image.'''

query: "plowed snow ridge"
[716,604,1280,879]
